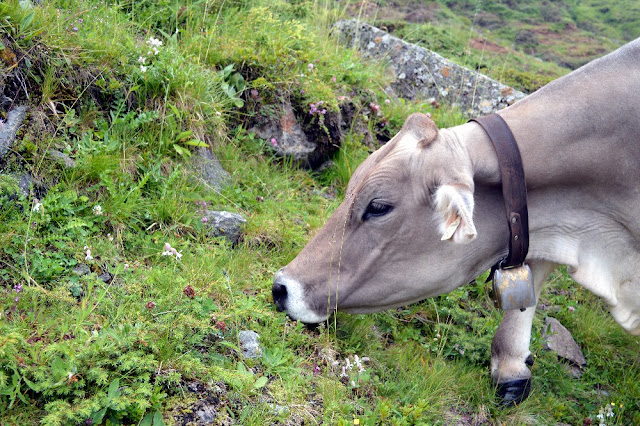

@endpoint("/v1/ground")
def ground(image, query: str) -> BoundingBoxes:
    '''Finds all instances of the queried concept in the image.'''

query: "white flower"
[137,56,146,64]
[140,65,147,73]
[92,205,102,215]
[147,37,162,48]
[84,247,93,261]
[345,357,353,370]
[162,242,182,259]
[32,199,42,212]
[340,366,348,378]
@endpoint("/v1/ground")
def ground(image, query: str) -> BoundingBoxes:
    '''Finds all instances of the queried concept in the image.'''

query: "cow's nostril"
[272,282,288,312]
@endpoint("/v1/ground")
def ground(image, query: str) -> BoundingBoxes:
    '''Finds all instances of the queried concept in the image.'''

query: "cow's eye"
[362,200,393,221]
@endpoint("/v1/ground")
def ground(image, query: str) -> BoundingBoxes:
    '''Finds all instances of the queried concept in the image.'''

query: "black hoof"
[496,378,531,407]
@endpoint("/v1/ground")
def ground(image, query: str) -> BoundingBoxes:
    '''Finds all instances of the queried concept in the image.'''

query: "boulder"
[202,210,246,245]
[542,317,587,377]
[331,20,526,117]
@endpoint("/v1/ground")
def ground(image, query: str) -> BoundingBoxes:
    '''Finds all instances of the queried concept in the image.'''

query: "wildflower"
[84,246,93,261]
[183,285,195,299]
[140,65,147,73]
[92,205,103,215]
[307,63,314,71]
[270,138,278,147]
[147,37,163,48]
[369,102,381,114]
[72,26,78,32]
[202,216,209,224]
[78,18,83,24]
[568,306,575,312]
[250,89,259,99]
[354,355,365,373]
[107,233,113,242]
[138,56,146,64]
[13,284,22,293]
[313,364,321,376]
[353,419,360,425]
[350,380,356,387]
[371,325,376,331]
[340,366,348,378]
[331,76,336,83]
[32,198,42,212]
[162,242,182,259]
[300,90,305,94]
[385,99,391,104]
[146,300,156,310]
[345,357,353,371]
[215,111,221,116]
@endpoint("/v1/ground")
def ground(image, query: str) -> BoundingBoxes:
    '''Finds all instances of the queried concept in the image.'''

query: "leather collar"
[468,114,529,269]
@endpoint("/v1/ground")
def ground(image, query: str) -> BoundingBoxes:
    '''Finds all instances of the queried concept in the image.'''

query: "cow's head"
[273,113,501,323]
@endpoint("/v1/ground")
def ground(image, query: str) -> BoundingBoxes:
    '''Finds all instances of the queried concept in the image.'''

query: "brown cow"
[273,38,640,404]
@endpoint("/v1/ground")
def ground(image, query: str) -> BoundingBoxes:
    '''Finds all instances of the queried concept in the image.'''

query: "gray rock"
[17,173,32,197]
[73,264,91,276]
[250,103,316,163]
[0,105,28,160]
[193,147,230,191]
[331,20,526,117]
[202,210,246,245]
[49,150,76,168]
[195,404,217,424]
[542,317,587,377]
[98,272,112,283]
[238,330,261,359]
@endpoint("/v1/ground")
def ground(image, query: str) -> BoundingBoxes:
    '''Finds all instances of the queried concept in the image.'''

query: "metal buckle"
[492,264,536,311]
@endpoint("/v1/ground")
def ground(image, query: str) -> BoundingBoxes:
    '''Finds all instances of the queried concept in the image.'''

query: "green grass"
[1,0,638,425]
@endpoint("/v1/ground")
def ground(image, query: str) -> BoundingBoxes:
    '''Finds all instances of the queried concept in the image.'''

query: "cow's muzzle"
[271,269,328,324]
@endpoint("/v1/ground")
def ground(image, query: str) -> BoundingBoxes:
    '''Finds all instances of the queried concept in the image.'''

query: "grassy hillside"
[1,0,638,425]
[350,0,640,92]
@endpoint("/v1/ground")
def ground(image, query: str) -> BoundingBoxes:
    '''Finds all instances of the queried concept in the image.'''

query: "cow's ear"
[435,184,477,244]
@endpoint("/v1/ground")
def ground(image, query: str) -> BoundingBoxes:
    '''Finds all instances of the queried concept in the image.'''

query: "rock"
[49,150,76,168]
[250,103,317,166]
[0,105,28,160]
[195,404,217,424]
[331,20,527,117]
[542,317,587,377]
[17,173,32,197]
[98,272,112,283]
[73,264,91,276]
[202,210,246,245]
[192,147,230,191]
[238,330,261,359]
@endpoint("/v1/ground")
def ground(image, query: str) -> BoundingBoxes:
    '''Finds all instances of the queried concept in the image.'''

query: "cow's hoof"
[496,378,531,407]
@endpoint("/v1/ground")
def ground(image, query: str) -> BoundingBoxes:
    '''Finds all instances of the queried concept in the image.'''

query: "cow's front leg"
[491,261,556,406]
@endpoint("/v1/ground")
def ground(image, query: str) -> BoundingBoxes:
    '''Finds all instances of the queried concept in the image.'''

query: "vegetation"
[0,0,638,425]
[356,0,640,92]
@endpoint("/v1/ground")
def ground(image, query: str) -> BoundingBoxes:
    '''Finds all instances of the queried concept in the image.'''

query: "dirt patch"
[469,38,508,54]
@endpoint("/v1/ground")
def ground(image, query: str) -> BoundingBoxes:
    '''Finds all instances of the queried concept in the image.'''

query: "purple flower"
[13,284,22,293]
[202,216,209,224]
[78,18,84,24]
[72,26,78,32]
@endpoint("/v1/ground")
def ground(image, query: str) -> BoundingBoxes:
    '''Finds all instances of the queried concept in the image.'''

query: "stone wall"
[332,20,526,117]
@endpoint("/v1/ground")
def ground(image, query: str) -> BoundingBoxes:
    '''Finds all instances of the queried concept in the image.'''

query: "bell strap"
[468,114,529,269]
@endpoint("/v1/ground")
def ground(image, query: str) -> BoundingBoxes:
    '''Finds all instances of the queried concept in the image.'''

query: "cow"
[272,38,640,405]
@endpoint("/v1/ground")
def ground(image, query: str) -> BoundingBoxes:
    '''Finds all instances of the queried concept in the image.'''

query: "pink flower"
[270,138,278,147]
[331,76,336,83]
[307,63,314,71]
[162,242,183,259]
[568,306,575,312]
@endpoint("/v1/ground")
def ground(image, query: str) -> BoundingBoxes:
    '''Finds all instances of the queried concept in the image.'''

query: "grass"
[0,0,638,425]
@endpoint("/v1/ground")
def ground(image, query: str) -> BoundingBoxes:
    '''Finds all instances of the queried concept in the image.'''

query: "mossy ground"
[0,1,638,425]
